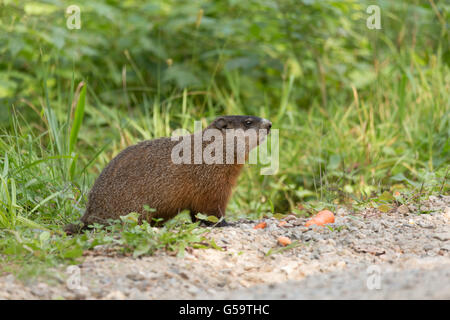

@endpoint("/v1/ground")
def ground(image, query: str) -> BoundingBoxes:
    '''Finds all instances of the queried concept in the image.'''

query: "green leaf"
[120,212,140,224]
[39,231,50,244]
[378,191,394,202]
[69,84,86,155]
[195,213,208,221]
[273,213,286,220]
[176,244,186,258]
[295,188,315,198]
[265,241,302,256]
[378,204,392,213]
[207,215,219,223]
[390,173,407,182]
[143,205,156,212]
[208,239,223,251]
[327,154,341,170]
[133,243,150,258]
[63,246,83,259]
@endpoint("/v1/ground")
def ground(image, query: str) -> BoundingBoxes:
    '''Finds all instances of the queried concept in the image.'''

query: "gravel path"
[207,257,450,299]
[0,195,449,299]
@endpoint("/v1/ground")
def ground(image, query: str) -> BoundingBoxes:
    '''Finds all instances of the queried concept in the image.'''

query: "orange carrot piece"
[254,221,267,229]
[305,210,335,227]
[278,236,292,246]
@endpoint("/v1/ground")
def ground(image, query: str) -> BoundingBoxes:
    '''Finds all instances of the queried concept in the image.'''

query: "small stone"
[285,215,296,222]
[290,231,302,240]
[293,218,303,226]
[73,290,88,299]
[31,288,45,297]
[336,207,348,216]
[443,207,450,220]
[328,239,336,246]
[126,273,146,281]
[350,219,365,228]
[310,252,320,260]
[423,244,434,251]
[31,283,49,297]
[397,204,410,215]
[105,290,127,300]
[417,222,435,229]
[433,233,450,241]
[93,244,107,251]
[370,221,381,231]
[187,285,201,295]
[127,288,148,300]
[4,274,15,284]
[179,272,189,280]
[381,220,390,228]
[302,234,312,242]
[91,287,106,297]
[319,245,335,254]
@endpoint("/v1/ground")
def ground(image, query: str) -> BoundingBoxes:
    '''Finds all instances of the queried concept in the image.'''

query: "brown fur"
[65,115,271,234]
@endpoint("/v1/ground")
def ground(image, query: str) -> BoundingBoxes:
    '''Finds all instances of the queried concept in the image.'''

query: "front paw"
[201,218,233,227]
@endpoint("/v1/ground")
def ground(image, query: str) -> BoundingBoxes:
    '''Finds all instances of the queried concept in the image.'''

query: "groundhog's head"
[210,115,272,134]
[205,115,272,164]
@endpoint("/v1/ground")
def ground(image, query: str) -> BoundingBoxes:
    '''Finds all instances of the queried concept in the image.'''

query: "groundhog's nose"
[263,119,272,131]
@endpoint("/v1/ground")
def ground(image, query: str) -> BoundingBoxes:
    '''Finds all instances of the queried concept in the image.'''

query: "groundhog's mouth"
[262,119,272,134]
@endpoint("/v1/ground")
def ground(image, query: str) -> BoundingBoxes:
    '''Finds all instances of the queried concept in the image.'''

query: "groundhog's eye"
[245,120,252,126]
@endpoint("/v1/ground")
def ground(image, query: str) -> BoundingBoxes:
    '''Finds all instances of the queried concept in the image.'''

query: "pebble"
[302,234,312,242]
[397,204,410,215]
[128,288,148,300]
[417,222,435,229]
[433,233,450,241]
[31,284,48,297]
[126,273,146,281]
[105,290,126,300]
[443,207,450,220]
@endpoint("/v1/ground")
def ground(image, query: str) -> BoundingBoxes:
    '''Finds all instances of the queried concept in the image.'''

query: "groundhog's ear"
[214,117,228,130]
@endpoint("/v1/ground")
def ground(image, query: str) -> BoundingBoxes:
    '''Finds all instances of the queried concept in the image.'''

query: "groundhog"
[65,115,272,234]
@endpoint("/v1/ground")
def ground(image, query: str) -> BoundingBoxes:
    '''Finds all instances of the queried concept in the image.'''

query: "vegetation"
[0,0,448,277]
